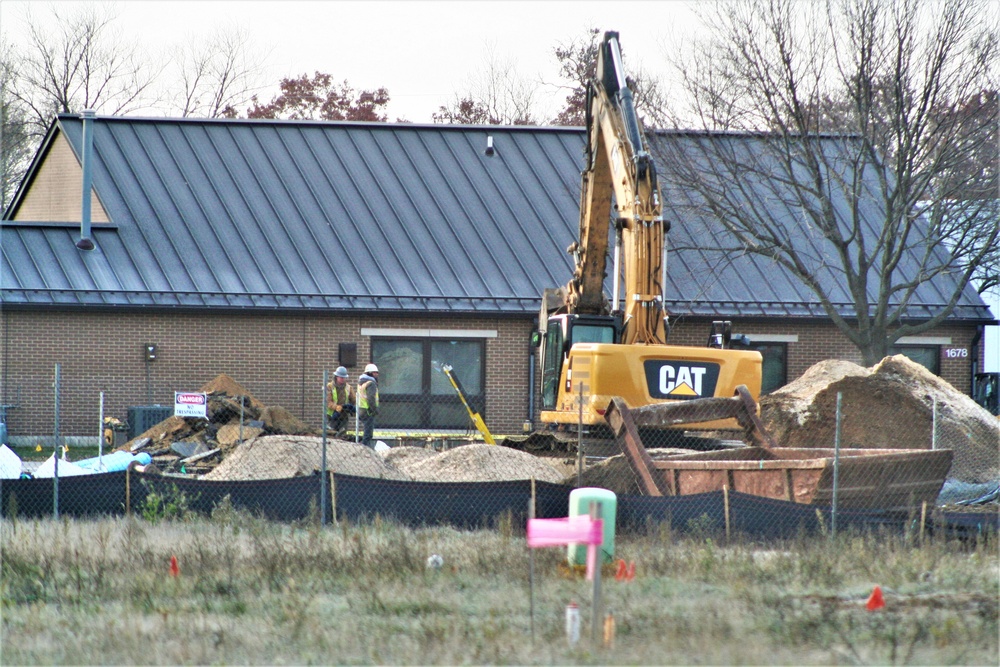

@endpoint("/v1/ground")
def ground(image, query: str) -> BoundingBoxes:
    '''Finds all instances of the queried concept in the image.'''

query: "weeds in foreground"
[0,514,996,665]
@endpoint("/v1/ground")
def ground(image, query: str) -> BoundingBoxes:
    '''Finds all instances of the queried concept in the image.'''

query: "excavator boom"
[559,32,667,345]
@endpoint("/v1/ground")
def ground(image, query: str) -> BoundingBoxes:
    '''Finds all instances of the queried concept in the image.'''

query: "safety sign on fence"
[174,392,207,418]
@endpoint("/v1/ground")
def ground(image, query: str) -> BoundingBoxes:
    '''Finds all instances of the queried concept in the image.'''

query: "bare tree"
[12,3,160,139]
[433,43,539,125]
[549,28,668,127]
[660,0,998,365]
[1,41,33,211]
[172,24,270,118]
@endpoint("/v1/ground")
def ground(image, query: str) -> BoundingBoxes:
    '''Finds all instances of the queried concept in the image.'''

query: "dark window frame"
[371,337,487,429]
[747,342,788,394]
[888,344,941,375]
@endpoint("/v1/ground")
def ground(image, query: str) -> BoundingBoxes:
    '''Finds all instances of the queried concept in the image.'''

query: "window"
[747,343,788,394]
[888,345,940,375]
[371,338,485,429]
[571,324,615,345]
[541,325,564,409]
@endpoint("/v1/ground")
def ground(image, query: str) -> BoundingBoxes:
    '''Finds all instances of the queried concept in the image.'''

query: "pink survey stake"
[527,516,603,580]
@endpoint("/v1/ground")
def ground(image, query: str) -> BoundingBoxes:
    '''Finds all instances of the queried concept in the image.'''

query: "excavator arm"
[534,32,763,434]
[560,31,668,345]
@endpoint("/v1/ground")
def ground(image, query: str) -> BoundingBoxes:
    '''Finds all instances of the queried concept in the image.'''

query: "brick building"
[1,115,993,440]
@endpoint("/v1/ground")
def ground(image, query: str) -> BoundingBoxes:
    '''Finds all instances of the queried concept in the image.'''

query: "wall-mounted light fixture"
[143,344,157,404]
[485,135,495,156]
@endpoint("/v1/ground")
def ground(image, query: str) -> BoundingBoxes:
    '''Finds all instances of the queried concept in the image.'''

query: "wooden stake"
[723,484,730,540]
[590,501,602,645]
[920,501,927,546]
[125,466,131,517]
[530,477,536,519]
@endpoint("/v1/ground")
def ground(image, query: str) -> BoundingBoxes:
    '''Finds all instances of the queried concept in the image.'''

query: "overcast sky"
[1,0,702,122]
[3,0,996,368]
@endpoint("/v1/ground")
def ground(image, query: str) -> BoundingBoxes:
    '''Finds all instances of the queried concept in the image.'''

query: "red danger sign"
[174,392,208,418]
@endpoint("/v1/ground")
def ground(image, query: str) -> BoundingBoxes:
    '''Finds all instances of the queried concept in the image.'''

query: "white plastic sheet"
[0,444,22,479]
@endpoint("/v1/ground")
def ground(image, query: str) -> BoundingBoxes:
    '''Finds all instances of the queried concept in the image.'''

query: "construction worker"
[326,366,355,438]
[357,363,380,448]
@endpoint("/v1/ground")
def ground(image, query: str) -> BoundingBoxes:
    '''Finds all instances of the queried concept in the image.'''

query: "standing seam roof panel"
[362,130,461,296]
[174,124,269,293]
[353,128,446,294]
[93,122,173,292]
[156,123,252,294]
[120,123,211,291]
[224,125,321,293]
[272,128,353,295]
[3,116,989,322]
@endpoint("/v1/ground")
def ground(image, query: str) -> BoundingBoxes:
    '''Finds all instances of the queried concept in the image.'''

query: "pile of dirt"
[382,446,439,475]
[760,356,999,483]
[124,374,318,474]
[203,435,409,481]
[400,444,566,483]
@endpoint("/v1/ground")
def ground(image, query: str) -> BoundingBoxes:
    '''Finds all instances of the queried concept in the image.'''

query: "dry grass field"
[1,505,997,665]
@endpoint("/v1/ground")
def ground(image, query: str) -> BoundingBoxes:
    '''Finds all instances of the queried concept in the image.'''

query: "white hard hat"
[364,363,379,374]
[334,366,349,378]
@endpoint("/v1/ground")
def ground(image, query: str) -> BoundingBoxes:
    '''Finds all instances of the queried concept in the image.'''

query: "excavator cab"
[974,372,999,416]
[541,313,620,409]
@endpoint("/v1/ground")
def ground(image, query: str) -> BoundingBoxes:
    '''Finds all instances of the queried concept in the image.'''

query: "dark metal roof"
[0,115,992,322]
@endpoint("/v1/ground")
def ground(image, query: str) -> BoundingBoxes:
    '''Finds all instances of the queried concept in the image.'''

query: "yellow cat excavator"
[536,31,762,442]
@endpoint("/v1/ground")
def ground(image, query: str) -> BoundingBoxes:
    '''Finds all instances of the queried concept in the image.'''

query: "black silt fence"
[1,473,996,541]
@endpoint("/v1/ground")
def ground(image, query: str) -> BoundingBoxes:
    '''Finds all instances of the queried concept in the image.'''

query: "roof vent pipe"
[76,109,96,251]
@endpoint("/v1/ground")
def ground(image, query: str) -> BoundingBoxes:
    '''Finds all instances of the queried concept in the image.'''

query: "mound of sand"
[404,444,566,483]
[204,439,569,484]
[760,356,999,483]
[203,435,410,481]
[382,446,440,476]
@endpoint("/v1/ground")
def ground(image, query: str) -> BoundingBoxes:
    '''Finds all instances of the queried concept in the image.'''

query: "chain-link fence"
[1,365,997,540]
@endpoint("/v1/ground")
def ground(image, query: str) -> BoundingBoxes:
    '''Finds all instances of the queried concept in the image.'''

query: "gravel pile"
[202,435,409,481]
[203,438,568,484]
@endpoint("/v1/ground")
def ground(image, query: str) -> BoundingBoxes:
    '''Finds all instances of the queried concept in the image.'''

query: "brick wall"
[0,309,983,438]
[0,309,537,438]
[666,318,982,394]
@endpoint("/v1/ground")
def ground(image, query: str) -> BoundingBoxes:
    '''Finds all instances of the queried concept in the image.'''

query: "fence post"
[723,484,731,540]
[529,476,536,643]
[577,381,584,487]
[53,363,61,520]
[931,398,938,450]
[832,391,841,539]
[329,471,336,525]
[321,369,329,526]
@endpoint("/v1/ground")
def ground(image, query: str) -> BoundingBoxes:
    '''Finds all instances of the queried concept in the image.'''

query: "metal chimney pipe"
[76,110,96,250]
